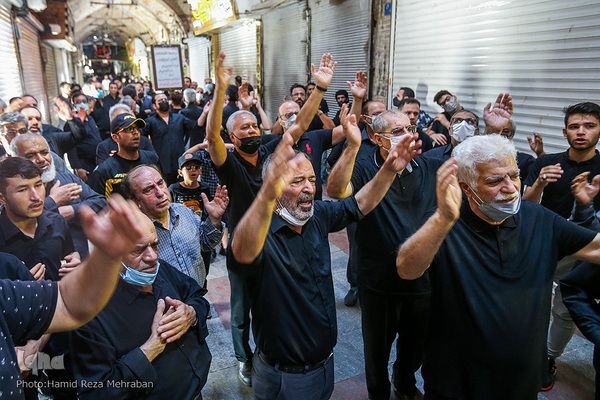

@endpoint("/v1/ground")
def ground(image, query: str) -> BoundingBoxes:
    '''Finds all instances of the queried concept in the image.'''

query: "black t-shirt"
[89,150,160,198]
[429,111,452,143]
[524,150,600,218]
[95,136,156,166]
[351,149,443,294]
[423,200,596,399]
[168,182,211,218]
[516,151,535,187]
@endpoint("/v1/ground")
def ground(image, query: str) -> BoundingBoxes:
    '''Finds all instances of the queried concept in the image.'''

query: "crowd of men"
[1,50,600,400]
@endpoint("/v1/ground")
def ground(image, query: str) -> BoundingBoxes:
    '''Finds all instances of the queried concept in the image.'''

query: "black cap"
[110,113,145,133]
[178,153,203,169]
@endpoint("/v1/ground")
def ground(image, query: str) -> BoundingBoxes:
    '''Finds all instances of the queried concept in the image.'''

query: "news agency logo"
[15,349,64,373]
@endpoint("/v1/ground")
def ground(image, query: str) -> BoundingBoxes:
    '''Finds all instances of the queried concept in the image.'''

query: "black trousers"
[345,222,358,287]
[359,285,430,400]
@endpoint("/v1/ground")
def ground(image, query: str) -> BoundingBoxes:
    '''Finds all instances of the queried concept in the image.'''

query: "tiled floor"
[202,229,596,399]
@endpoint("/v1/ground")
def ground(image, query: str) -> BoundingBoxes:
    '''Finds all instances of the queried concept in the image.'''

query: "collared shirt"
[422,142,453,161]
[524,150,600,218]
[66,116,102,172]
[152,203,223,286]
[143,112,199,173]
[0,210,74,281]
[180,103,206,147]
[229,198,363,365]
[423,200,596,399]
[351,148,443,294]
[0,279,57,400]
[71,261,211,400]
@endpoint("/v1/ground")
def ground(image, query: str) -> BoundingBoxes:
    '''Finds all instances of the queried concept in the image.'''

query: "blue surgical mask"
[96,90,104,98]
[120,262,160,286]
[204,84,213,92]
[75,102,89,112]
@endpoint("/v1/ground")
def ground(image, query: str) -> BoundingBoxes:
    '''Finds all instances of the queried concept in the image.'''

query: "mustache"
[493,193,519,202]
[297,193,314,204]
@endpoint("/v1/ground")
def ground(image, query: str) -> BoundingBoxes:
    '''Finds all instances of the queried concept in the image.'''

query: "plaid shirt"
[153,203,223,286]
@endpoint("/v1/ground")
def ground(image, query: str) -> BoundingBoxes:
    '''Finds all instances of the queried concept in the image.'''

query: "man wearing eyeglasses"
[89,113,160,198]
[423,110,480,161]
[328,109,443,400]
[0,112,29,159]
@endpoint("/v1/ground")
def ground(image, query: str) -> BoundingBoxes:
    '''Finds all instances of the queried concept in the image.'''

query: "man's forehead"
[401,103,419,112]
[292,88,305,94]
[279,102,299,113]
[5,175,40,187]
[22,108,41,118]
[133,167,161,184]
[567,113,600,125]
[385,113,409,125]
[155,94,167,101]
[452,111,475,121]
[19,137,48,152]
[477,159,517,175]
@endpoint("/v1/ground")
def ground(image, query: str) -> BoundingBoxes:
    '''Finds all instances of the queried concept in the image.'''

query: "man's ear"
[562,127,568,139]
[0,192,5,205]
[178,168,183,177]
[458,181,471,196]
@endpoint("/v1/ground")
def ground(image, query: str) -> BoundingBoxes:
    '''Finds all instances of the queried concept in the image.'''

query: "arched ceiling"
[69,0,193,47]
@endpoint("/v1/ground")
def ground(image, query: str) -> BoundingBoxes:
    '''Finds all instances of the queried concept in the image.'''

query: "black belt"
[258,350,332,374]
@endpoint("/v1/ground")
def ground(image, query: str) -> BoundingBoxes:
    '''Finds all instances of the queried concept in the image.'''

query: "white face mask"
[283,114,297,131]
[276,200,311,227]
[451,121,476,143]
[469,186,521,222]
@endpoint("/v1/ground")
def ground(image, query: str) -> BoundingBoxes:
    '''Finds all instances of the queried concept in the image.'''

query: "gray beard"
[41,161,56,183]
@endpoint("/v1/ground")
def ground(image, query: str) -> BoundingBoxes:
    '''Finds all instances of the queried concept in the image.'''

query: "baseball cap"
[178,153,203,169]
[110,113,146,133]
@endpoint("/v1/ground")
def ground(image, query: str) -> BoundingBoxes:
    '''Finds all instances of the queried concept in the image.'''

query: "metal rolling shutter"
[309,0,372,118]
[218,19,258,89]
[18,17,49,121]
[186,36,211,85]
[42,44,59,125]
[390,0,600,155]
[262,2,308,123]
[0,3,22,101]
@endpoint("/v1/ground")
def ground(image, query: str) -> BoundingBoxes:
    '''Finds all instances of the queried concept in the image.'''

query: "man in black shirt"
[427,90,464,146]
[328,109,442,399]
[180,88,207,148]
[396,134,600,399]
[230,126,421,399]
[523,101,600,389]
[89,113,159,198]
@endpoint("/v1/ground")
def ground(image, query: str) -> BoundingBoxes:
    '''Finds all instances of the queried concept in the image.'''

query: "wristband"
[316,85,328,92]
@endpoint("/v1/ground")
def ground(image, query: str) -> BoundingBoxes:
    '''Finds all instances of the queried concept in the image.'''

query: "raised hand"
[347,71,367,100]
[263,133,300,201]
[483,92,513,132]
[436,158,462,223]
[571,171,600,205]
[384,133,421,173]
[238,82,253,110]
[52,97,74,121]
[527,132,544,157]
[340,104,361,147]
[203,184,229,225]
[311,53,337,89]
[536,163,563,188]
[215,52,233,89]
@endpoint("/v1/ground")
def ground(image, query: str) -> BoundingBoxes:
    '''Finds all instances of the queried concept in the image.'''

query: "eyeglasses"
[5,127,28,138]
[377,125,417,137]
[280,111,299,120]
[119,126,140,134]
[184,164,201,171]
[452,118,477,126]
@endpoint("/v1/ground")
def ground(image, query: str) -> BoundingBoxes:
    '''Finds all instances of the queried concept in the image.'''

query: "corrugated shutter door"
[0,4,22,101]
[18,19,48,120]
[218,19,258,87]
[391,0,600,155]
[187,36,211,85]
[262,2,308,123]
[309,0,371,118]
[42,44,59,125]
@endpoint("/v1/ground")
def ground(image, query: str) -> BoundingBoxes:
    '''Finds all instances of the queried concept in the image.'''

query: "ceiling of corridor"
[69,0,192,46]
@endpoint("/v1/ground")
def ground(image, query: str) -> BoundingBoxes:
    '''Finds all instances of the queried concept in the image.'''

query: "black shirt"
[180,103,206,147]
[71,261,211,399]
[516,151,535,187]
[66,116,103,172]
[42,120,87,158]
[351,149,443,294]
[168,182,211,218]
[0,210,75,281]
[143,112,199,173]
[229,198,362,365]
[524,150,600,218]
[422,143,453,161]
[429,111,452,143]
[423,200,596,399]
[89,150,160,198]
[95,136,156,166]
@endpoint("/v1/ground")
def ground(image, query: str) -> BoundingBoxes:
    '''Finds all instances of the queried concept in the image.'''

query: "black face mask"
[237,136,261,154]
[158,101,169,112]
[392,97,401,108]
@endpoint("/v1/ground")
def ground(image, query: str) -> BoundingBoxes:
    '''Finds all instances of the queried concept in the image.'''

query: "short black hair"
[434,90,453,104]
[563,102,600,127]
[399,87,415,98]
[290,83,306,95]
[122,84,137,98]
[0,157,41,194]
[398,98,420,109]
[71,91,87,103]
[450,109,479,126]
[226,85,238,102]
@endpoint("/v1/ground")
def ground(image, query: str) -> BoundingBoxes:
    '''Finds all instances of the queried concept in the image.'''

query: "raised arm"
[329,70,368,145]
[523,162,564,203]
[483,92,513,133]
[286,53,337,142]
[354,133,421,215]
[396,158,462,279]
[47,195,147,333]
[327,105,361,198]
[231,133,298,264]
[206,52,232,168]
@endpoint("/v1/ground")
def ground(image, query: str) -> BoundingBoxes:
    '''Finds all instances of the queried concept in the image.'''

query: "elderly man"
[71,215,212,399]
[328,109,443,399]
[206,51,337,385]
[11,133,106,258]
[0,194,149,399]
[122,164,226,288]
[0,112,28,158]
[231,121,421,399]
[89,113,160,198]
[396,134,600,399]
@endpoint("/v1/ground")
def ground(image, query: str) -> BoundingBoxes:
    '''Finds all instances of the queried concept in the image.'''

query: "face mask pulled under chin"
[451,121,476,143]
[120,262,160,286]
[276,201,309,227]
[470,187,521,222]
